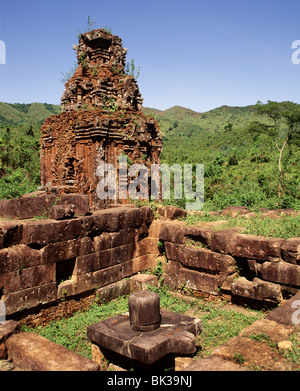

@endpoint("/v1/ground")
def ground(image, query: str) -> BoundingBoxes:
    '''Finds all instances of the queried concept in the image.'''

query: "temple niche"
[40,28,162,209]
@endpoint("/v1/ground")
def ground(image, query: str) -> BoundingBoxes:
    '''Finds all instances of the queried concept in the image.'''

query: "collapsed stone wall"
[159,221,300,305]
[0,205,157,320]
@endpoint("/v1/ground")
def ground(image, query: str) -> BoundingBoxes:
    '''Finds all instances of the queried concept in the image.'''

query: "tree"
[255,100,300,197]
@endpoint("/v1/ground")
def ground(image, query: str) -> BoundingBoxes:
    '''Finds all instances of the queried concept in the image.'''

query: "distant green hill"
[142,103,299,210]
[0,102,61,127]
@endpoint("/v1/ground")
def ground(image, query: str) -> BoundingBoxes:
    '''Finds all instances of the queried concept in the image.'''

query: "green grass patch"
[183,212,300,238]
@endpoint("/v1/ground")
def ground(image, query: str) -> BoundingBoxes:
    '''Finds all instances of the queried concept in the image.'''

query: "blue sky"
[0,0,299,112]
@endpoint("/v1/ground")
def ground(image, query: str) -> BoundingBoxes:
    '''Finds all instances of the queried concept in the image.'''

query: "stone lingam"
[87,291,202,369]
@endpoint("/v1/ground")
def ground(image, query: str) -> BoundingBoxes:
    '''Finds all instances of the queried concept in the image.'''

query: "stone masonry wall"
[0,205,156,319]
[159,222,300,305]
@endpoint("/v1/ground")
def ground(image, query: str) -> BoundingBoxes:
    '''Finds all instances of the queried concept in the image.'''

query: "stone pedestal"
[87,292,202,367]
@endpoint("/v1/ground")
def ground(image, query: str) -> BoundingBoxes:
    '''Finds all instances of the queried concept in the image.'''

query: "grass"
[22,286,263,362]
[183,212,300,238]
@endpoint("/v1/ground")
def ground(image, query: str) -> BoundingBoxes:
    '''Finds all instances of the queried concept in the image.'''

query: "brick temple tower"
[40,28,162,209]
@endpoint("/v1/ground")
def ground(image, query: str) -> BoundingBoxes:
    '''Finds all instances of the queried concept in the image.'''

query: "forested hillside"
[144,103,300,210]
[0,102,60,198]
[0,101,299,210]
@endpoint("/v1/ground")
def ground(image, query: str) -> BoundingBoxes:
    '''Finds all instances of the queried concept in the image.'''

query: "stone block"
[260,261,300,286]
[0,194,56,220]
[231,277,282,302]
[130,274,158,292]
[2,283,57,315]
[148,220,163,239]
[227,234,284,261]
[92,260,133,290]
[6,332,99,371]
[96,279,130,303]
[158,205,187,220]
[1,264,55,294]
[0,245,41,274]
[132,255,156,274]
[163,260,181,277]
[220,272,239,292]
[135,238,158,257]
[239,318,295,343]
[91,343,108,371]
[165,242,236,275]
[41,237,94,264]
[281,238,300,265]
[210,229,240,254]
[159,223,184,243]
[179,268,219,294]
[59,193,90,216]
[0,321,20,359]
[0,221,23,247]
[182,225,212,247]
[183,356,244,371]
[93,228,136,252]
[266,291,300,326]
[22,218,82,246]
[48,204,75,220]
[57,280,75,299]
[75,243,135,275]
[70,273,95,295]
[174,356,194,371]
[211,336,291,370]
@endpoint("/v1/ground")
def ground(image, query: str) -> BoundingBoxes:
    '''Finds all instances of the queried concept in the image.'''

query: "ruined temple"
[40,28,162,208]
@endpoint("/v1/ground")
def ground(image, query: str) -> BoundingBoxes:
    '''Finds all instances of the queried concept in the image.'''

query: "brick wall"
[159,222,300,305]
[0,206,156,318]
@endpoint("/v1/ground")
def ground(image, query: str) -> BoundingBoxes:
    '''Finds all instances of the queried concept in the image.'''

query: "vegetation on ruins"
[183,212,300,239]
[125,58,141,80]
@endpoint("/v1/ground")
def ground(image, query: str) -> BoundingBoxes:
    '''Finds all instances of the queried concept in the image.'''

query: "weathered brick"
[22,218,83,246]
[281,238,300,265]
[48,204,75,220]
[130,274,158,292]
[6,332,99,371]
[163,260,181,277]
[41,237,94,263]
[0,320,20,359]
[231,277,282,302]
[134,238,158,257]
[0,194,56,220]
[165,242,236,275]
[75,243,135,275]
[179,268,219,294]
[132,255,156,274]
[2,283,57,315]
[227,234,284,261]
[159,224,184,243]
[93,228,136,252]
[260,261,300,286]
[93,260,133,289]
[96,279,130,303]
[210,229,241,254]
[0,222,23,247]
[1,264,55,294]
[59,193,90,216]
[0,245,41,274]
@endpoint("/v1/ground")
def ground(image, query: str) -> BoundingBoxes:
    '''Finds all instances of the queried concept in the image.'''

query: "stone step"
[6,332,99,371]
